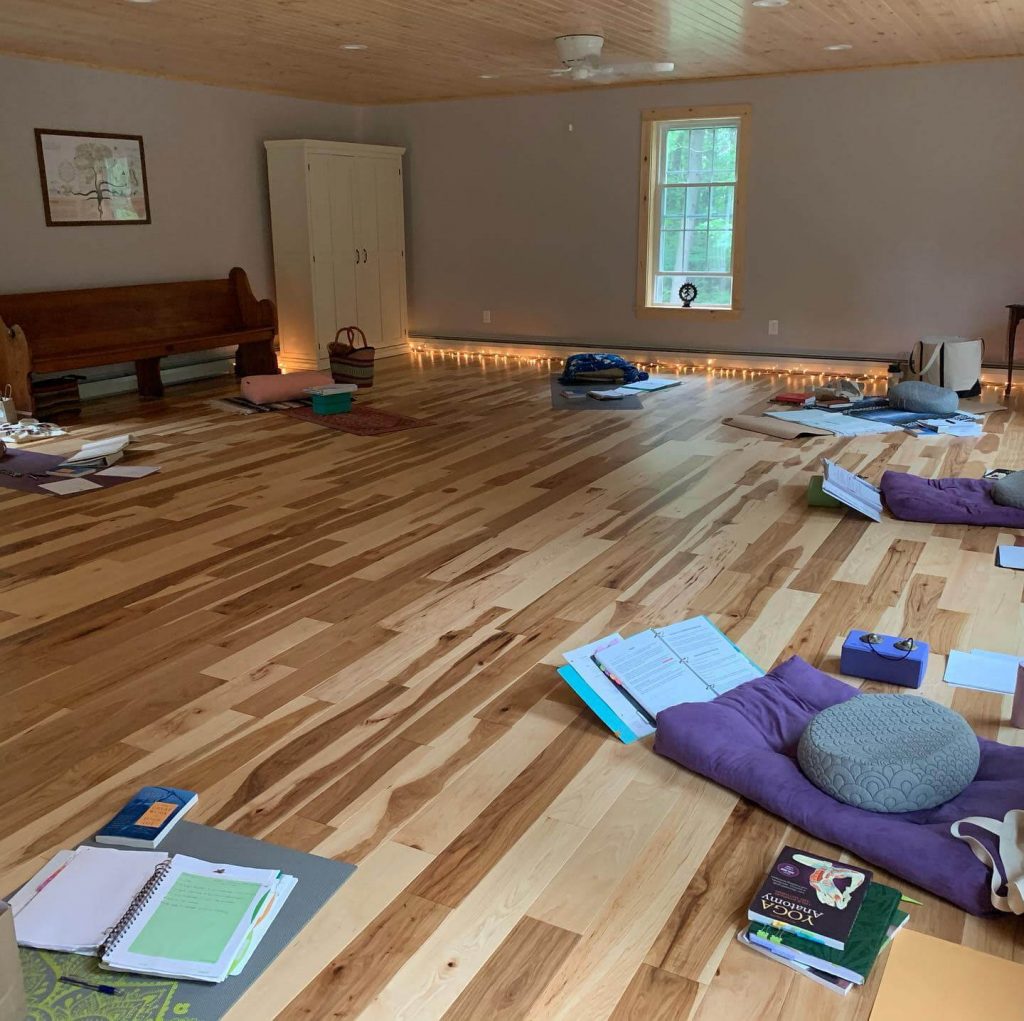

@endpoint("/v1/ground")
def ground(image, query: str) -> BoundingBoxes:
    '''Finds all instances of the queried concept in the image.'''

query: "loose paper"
[95,465,161,479]
[764,409,902,436]
[38,477,102,496]
[943,649,1018,694]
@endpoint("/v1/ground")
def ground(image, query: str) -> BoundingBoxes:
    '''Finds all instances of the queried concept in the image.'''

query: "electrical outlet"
[768,320,779,336]
[482,310,492,324]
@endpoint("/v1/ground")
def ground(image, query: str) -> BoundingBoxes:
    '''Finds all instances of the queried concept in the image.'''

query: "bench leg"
[235,340,279,378]
[135,357,164,398]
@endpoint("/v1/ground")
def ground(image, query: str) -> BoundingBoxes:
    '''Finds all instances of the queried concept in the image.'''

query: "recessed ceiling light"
[341,43,368,50]
[125,0,159,4]
[479,74,497,79]
[824,43,853,50]
[752,0,789,7]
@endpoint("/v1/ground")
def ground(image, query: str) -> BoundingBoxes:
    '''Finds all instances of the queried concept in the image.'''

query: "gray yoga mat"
[549,376,645,410]
[18,822,355,1021]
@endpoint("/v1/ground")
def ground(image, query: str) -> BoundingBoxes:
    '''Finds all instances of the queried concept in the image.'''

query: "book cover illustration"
[747,882,905,984]
[747,846,872,950]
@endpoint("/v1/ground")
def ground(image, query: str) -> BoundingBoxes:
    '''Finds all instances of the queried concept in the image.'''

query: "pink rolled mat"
[240,371,333,405]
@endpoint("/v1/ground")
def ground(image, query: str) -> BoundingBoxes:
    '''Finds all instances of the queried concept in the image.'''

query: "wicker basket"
[328,326,374,388]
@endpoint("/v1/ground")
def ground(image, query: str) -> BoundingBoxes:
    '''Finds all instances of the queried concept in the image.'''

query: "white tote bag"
[950,811,1024,913]
[906,336,983,395]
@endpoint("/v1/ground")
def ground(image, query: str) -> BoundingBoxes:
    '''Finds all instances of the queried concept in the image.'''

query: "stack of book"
[739,845,909,995]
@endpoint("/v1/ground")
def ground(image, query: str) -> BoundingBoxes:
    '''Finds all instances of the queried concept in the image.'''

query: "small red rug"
[280,403,433,436]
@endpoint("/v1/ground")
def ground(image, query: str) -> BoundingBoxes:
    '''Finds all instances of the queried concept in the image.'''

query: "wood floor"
[2,353,1022,1020]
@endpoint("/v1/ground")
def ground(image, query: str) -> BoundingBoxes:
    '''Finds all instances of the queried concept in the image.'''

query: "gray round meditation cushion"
[889,380,959,414]
[992,470,1024,509]
[797,694,979,813]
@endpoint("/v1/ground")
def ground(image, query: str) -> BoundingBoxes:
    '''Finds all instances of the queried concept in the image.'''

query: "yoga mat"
[549,377,644,411]
[18,822,356,1020]
[0,448,150,497]
[723,414,831,439]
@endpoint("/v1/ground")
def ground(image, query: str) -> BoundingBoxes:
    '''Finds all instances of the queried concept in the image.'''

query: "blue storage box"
[839,629,929,688]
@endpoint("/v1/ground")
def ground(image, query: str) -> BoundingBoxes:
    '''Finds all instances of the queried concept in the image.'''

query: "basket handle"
[332,325,368,349]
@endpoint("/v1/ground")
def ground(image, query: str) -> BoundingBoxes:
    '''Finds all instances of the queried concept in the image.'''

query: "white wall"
[0,55,363,299]
[365,58,1024,361]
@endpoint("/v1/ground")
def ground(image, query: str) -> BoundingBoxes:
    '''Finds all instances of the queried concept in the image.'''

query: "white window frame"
[636,104,750,321]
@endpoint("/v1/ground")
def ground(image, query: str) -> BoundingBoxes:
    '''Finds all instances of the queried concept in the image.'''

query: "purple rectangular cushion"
[880,470,1024,527]
[653,656,1024,914]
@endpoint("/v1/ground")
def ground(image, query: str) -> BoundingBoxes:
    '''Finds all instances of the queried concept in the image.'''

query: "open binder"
[12,845,296,983]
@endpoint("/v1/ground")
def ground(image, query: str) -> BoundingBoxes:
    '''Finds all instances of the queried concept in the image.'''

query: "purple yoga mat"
[0,448,142,496]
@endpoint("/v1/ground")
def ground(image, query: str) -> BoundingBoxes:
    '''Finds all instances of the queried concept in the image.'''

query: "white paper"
[821,459,883,522]
[623,377,682,392]
[229,874,297,975]
[102,854,279,982]
[996,546,1024,570]
[918,418,983,437]
[943,649,1018,694]
[587,387,638,400]
[593,630,715,717]
[764,409,902,436]
[39,477,103,495]
[67,434,133,462]
[95,465,161,479]
[563,634,654,738]
[8,850,76,916]
[13,846,167,953]
[656,617,764,694]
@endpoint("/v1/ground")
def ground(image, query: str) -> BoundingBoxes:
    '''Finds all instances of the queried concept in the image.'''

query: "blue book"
[95,786,198,848]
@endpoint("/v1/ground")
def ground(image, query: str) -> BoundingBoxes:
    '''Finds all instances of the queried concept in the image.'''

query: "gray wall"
[365,59,1024,360]
[3,54,1023,365]
[0,55,362,299]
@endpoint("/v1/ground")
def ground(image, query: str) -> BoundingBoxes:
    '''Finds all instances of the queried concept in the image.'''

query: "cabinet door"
[352,158,383,347]
[308,154,357,367]
[373,158,407,346]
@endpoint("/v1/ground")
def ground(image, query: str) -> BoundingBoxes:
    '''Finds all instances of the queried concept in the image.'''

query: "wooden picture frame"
[34,128,151,226]
[635,104,750,321]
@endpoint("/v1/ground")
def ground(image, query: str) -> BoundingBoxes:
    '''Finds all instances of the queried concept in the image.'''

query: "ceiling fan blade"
[591,61,676,79]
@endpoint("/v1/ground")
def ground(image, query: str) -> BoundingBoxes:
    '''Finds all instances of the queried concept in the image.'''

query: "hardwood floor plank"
[0,359,1019,1021]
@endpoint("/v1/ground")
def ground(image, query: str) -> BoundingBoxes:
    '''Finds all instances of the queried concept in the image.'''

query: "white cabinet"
[265,140,407,372]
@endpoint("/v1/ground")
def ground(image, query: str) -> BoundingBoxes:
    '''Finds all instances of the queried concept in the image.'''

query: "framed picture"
[34,128,151,226]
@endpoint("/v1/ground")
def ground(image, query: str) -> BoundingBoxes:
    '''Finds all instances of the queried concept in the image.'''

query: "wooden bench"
[0,267,278,414]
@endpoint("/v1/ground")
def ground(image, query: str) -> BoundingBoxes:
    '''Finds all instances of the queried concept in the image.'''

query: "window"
[636,105,749,318]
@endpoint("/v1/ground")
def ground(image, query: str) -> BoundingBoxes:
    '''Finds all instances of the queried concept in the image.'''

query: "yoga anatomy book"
[558,616,763,743]
[11,845,296,983]
[747,846,871,950]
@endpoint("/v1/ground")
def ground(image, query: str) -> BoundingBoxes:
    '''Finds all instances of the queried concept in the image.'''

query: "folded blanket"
[654,656,1024,914]
[880,471,1024,527]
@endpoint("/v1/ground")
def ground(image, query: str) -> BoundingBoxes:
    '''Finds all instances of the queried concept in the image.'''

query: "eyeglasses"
[0,468,49,480]
[859,632,917,659]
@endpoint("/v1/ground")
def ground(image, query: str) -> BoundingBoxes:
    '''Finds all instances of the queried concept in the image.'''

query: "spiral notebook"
[11,845,295,983]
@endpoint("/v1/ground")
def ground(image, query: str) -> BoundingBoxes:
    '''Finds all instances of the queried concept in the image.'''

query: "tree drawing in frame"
[35,129,151,226]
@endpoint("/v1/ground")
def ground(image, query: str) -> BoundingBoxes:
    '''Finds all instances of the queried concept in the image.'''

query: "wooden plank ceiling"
[2,0,1023,105]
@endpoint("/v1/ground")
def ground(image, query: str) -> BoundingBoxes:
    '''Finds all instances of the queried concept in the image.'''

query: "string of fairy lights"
[408,344,1010,391]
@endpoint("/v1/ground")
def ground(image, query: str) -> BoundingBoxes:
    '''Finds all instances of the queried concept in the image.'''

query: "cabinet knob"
[362,248,367,262]
[354,248,360,264]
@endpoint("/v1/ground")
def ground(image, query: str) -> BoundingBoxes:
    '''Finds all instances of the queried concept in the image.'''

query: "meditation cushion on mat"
[880,471,1024,527]
[653,656,1024,915]
[888,380,958,414]
[797,694,979,812]
[992,470,1024,509]
[240,371,333,405]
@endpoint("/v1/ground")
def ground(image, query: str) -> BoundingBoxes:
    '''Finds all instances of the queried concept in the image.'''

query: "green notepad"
[128,873,262,963]
[747,882,905,984]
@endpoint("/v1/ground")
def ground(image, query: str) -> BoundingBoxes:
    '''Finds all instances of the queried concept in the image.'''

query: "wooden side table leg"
[1007,308,1019,396]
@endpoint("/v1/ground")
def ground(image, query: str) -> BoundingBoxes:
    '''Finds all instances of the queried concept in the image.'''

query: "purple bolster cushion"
[880,470,1024,527]
[653,656,1024,914]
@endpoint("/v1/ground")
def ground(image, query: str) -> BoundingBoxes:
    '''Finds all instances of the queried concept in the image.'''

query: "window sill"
[635,305,741,322]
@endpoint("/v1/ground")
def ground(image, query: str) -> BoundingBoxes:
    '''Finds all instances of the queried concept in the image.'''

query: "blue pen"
[60,976,125,997]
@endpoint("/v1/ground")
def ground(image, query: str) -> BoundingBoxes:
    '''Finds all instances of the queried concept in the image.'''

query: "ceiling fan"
[483,35,675,83]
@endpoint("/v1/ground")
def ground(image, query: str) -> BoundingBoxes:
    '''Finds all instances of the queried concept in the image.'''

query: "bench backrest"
[0,274,252,366]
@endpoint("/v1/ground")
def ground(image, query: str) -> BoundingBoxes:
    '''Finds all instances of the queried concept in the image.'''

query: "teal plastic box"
[311,392,352,414]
